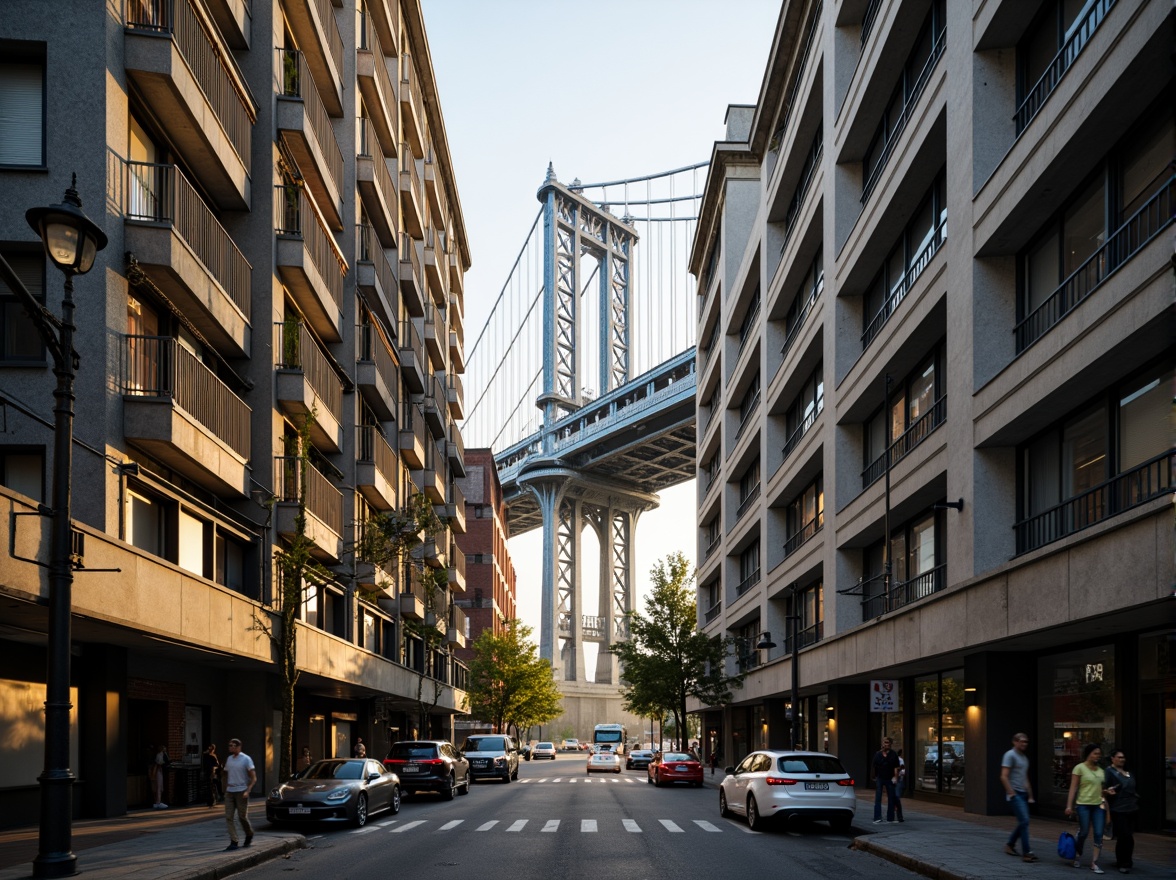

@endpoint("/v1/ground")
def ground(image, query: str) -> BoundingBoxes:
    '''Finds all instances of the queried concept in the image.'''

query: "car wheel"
[719,788,731,817]
[512,764,519,780]
[351,793,368,828]
[693,781,702,788]
[747,795,763,831]
[443,773,456,801]
[389,785,401,815]
[460,774,471,795]
[502,769,512,784]
[646,772,652,784]
[830,815,852,832]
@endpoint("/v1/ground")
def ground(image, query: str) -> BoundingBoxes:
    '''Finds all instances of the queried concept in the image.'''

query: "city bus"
[593,723,627,755]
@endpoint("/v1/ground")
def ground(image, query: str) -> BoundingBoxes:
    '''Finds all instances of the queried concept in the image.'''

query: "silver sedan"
[266,758,401,828]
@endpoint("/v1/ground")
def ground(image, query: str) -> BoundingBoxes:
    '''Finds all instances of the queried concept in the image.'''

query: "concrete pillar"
[964,651,1034,815]
[79,644,127,818]
[827,682,869,786]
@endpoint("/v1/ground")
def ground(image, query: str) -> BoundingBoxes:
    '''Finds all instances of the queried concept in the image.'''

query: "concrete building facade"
[0,0,472,824]
[690,0,1173,829]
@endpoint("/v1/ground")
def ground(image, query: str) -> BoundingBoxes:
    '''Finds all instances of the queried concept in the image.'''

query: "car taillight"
[837,778,855,786]
[420,759,444,765]
[766,777,799,785]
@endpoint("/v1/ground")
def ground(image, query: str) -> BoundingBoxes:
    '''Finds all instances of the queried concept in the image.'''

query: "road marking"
[390,820,425,833]
[541,820,560,832]
[352,825,381,834]
[306,834,323,840]
[438,820,463,831]
[581,819,597,833]
[376,820,397,827]
[506,820,528,832]
[624,777,635,783]
[538,778,548,782]
[476,820,498,831]
[519,778,532,784]
[569,778,578,784]
[694,820,722,832]
[622,819,642,833]
[552,778,562,783]
[659,820,684,832]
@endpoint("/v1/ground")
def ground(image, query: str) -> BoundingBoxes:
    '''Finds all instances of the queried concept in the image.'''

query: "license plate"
[804,782,829,791]
[473,760,488,767]
[288,806,311,815]
[402,764,419,772]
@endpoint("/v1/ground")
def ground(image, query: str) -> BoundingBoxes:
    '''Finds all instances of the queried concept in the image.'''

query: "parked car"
[626,749,654,770]
[587,751,622,774]
[382,740,470,800]
[561,738,580,752]
[719,750,856,832]
[923,743,965,784]
[532,741,557,760]
[266,758,400,828]
[461,734,519,782]
[648,751,703,787]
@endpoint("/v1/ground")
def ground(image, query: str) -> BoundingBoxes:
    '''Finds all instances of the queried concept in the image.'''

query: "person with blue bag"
[1065,743,1109,874]
[1000,732,1039,862]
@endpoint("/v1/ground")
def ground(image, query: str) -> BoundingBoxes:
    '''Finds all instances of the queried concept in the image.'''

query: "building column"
[964,651,1033,815]
[827,682,869,785]
[79,645,127,818]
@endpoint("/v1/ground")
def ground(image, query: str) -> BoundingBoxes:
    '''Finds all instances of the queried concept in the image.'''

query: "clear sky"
[421,0,780,649]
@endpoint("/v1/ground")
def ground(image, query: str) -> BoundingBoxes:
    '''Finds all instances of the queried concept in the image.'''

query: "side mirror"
[725,766,736,775]
[368,773,382,781]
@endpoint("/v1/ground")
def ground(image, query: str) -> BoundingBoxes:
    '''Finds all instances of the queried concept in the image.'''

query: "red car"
[648,751,703,787]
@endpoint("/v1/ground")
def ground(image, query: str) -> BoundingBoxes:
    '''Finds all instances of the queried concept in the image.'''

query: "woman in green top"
[1065,743,1109,874]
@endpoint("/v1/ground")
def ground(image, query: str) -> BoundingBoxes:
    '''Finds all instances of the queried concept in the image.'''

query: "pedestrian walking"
[1000,732,1038,862]
[203,744,222,807]
[151,743,169,809]
[353,737,366,758]
[893,749,905,823]
[872,737,900,824]
[708,750,718,776]
[1103,749,1138,874]
[222,738,256,851]
[1065,743,1107,873]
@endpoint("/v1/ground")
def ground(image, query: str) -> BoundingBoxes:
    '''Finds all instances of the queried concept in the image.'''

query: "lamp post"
[20,176,107,879]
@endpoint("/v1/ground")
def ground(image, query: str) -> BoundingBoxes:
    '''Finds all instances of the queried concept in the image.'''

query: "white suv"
[561,738,579,751]
[720,750,856,832]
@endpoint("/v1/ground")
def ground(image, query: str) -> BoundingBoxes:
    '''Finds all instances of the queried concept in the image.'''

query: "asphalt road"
[242,753,913,880]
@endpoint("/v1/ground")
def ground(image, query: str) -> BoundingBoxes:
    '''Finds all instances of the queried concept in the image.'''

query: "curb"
[166,836,308,880]
[851,836,976,880]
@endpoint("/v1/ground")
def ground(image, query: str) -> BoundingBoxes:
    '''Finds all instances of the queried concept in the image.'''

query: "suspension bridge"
[463,162,704,714]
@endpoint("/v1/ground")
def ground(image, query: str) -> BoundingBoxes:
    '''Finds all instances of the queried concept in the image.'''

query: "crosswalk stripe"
[624,777,635,783]
[569,778,578,784]
[506,820,528,832]
[353,825,381,834]
[622,819,642,833]
[376,820,397,827]
[694,820,722,832]
[541,820,560,832]
[438,820,463,831]
[390,820,425,833]
[476,821,498,831]
[552,778,562,783]
[581,819,597,833]
[538,779,548,783]
[519,778,532,784]
[659,820,684,833]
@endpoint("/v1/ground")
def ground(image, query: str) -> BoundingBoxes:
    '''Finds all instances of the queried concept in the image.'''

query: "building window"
[783,475,823,557]
[734,618,761,673]
[0,50,46,167]
[0,249,45,362]
[782,125,822,247]
[914,669,966,797]
[780,250,823,362]
[737,286,760,353]
[214,531,246,592]
[736,373,761,438]
[736,539,760,598]
[736,458,760,521]
[861,510,945,620]
[863,347,946,488]
[0,447,43,502]
[125,486,165,557]
[783,362,823,460]
[788,580,823,650]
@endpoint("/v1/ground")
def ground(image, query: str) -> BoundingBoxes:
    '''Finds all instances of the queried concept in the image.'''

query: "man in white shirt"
[222,738,256,850]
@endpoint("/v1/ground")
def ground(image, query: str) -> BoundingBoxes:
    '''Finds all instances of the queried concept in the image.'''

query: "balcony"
[283,0,344,116]
[362,0,397,59]
[448,250,464,298]
[273,455,343,560]
[414,456,446,505]
[399,231,425,317]
[398,401,428,469]
[861,217,945,351]
[400,147,425,238]
[779,274,823,368]
[124,0,254,209]
[356,5,398,161]
[782,396,823,464]
[448,595,467,634]
[422,303,446,370]
[399,52,425,159]
[735,484,760,523]
[420,373,446,438]
[121,335,250,496]
[398,316,426,393]
[122,160,251,357]
[446,427,465,478]
[862,395,946,489]
[277,48,344,230]
[424,227,448,306]
[861,563,945,620]
[357,118,399,249]
[399,592,425,620]
[424,151,448,226]
[415,527,448,568]
[356,319,399,421]
[782,511,823,559]
[356,424,398,511]
[274,184,348,342]
[205,0,250,49]
[446,373,464,421]
[356,223,398,331]
[274,320,344,452]
[735,568,761,599]
[442,482,466,534]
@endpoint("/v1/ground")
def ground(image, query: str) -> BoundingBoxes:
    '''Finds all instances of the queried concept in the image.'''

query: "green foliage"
[467,621,562,735]
[611,552,742,749]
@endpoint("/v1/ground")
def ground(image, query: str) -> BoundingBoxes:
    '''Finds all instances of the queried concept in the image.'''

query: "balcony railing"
[277,47,344,198]
[274,184,346,307]
[1015,450,1172,555]
[781,142,822,254]
[274,455,343,535]
[785,620,824,654]
[400,144,423,210]
[357,424,397,485]
[734,391,761,441]
[862,217,946,350]
[311,0,343,79]
[124,159,251,314]
[735,484,761,522]
[769,0,822,154]
[860,0,882,46]
[1015,0,1116,134]
[399,315,424,364]
[122,335,250,457]
[1016,176,1174,353]
[737,301,760,356]
[861,563,945,620]
[736,568,761,598]
[273,320,343,419]
[359,116,398,209]
[703,601,721,625]
[400,51,425,124]
[125,0,252,164]
[358,319,399,399]
[783,511,823,558]
[862,395,946,488]
[356,222,397,302]
[782,396,823,463]
[701,457,720,498]
[780,275,823,363]
[861,26,945,204]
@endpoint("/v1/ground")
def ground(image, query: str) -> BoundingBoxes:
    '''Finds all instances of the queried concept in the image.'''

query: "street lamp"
[22,175,107,879]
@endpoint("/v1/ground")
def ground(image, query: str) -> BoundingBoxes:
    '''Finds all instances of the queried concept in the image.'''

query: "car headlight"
[269,788,282,799]
[325,789,351,800]
[493,756,506,764]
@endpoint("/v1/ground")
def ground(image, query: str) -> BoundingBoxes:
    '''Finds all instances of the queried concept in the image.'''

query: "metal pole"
[882,374,893,610]
[788,612,800,750]
[35,272,78,879]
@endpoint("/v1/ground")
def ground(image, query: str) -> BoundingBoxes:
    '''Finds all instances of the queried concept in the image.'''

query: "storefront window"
[1038,645,1116,812]
[915,669,966,796]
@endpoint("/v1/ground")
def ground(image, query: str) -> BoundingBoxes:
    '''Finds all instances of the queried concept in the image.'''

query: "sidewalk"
[700,768,1173,879]
[0,805,303,880]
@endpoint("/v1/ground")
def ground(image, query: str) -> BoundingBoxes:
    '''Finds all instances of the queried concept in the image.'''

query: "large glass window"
[914,669,966,796]
[0,55,45,167]
[0,448,43,502]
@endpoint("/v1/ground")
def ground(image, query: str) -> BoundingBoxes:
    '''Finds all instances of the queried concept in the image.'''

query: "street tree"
[611,551,742,750]
[467,620,562,735]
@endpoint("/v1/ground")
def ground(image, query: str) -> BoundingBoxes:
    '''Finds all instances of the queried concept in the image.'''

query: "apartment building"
[0,0,471,822]
[690,0,1173,828]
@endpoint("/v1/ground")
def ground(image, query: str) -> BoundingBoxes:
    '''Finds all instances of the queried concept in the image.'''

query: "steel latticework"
[464,163,704,682]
